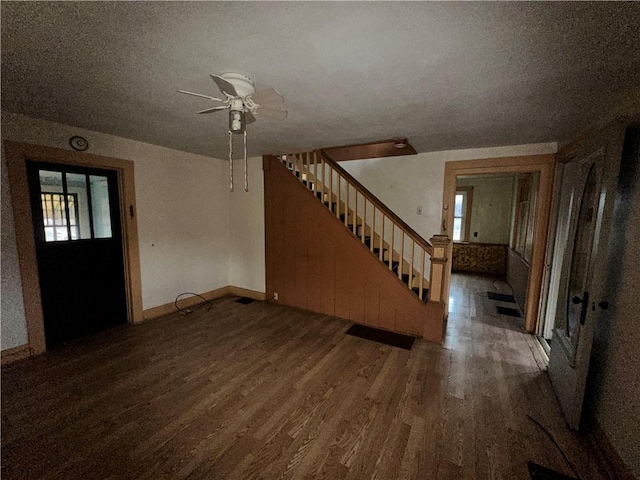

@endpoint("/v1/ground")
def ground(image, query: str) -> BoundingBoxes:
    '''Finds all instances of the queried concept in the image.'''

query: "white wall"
[340,143,556,251]
[457,175,515,244]
[227,156,266,293]
[1,111,235,350]
[1,153,28,349]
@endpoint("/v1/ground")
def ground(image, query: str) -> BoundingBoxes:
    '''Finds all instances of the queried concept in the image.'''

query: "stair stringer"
[265,155,444,340]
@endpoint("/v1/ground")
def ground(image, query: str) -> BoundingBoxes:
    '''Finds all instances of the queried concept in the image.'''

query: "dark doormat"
[488,292,516,303]
[496,306,522,317]
[345,324,415,350]
[235,297,256,305]
[527,461,577,480]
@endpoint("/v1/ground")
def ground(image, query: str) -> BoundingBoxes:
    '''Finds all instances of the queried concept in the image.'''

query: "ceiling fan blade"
[197,106,228,114]
[256,105,288,120]
[210,74,238,97]
[177,90,224,102]
[245,111,256,124]
[249,88,284,106]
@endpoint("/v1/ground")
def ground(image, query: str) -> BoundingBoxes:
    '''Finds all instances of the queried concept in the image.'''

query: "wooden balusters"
[398,230,404,280]
[370,206,375,253]
[321,158,326,201]
[353,192,358,236]
[313,152,318,196]
[362,199,367,244]
[419,248,425,299]
[328,166,333,212]
[345,183,350,227]
[388,224,394,270]
[379,214,384,262]
[409,240,415,288]
[336,174,341,219]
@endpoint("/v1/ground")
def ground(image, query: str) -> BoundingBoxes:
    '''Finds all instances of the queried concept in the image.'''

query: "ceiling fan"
[178,73,288,192]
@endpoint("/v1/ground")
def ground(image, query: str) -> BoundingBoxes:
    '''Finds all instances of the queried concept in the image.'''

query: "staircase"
[264,150,451,343]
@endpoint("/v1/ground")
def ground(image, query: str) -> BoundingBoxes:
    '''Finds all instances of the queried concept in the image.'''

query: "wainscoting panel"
[452,242,507,276]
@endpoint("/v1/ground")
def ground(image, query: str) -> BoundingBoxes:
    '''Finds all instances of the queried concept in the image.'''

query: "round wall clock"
[69,136,89,151]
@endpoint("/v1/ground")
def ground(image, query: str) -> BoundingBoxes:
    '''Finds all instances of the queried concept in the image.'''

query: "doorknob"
[598,301,609,310]
[572,296,585,305]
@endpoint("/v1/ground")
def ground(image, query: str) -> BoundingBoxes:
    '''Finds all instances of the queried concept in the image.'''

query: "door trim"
[442,154,556,332]
[4,141,143,356]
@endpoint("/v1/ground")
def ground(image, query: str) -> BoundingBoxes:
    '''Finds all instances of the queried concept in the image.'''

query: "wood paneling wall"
[264,156,440,340]
[452,242,507,276]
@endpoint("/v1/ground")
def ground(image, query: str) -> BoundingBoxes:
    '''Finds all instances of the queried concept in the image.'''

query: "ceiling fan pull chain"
[244,130,249,192]
[228,130,234,192]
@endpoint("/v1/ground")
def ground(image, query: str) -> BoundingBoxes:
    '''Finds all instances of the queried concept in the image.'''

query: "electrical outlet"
[273,292,279,300]
[417,206,423,215]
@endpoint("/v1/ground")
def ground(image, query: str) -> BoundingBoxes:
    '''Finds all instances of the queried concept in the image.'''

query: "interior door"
[547,131,623,430]
[26,161,128,348]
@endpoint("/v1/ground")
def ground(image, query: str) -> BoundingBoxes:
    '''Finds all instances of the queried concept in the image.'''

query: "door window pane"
[39,170,69,241]
[90,175,112,238]
[65,173,91,240]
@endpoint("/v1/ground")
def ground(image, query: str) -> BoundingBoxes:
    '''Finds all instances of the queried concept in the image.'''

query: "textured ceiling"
[2,2,640,159]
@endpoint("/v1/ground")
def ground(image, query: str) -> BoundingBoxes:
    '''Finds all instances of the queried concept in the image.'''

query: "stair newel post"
[428,234,450,304]
[398,230,404,280]
[345,182,350,227]
[336,174,341,219]
[409,239,415,288]
[379,214,384,262]
[419,247,425,300]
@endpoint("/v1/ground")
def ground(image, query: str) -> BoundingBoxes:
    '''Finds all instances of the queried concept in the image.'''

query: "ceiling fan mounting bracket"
[219,73,256,98]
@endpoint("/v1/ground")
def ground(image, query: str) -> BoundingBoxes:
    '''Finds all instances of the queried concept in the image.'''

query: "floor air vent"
[487,292,516,303]
[235,297,256,305]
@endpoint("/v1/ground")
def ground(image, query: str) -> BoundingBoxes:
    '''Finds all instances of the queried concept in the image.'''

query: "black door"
[26,161,128,348]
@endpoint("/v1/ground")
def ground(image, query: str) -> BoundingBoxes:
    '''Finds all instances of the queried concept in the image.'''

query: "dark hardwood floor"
[2,274,613,479]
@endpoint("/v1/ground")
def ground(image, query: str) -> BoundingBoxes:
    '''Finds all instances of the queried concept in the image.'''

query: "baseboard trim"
[227,286,267,301]
[142,285,266,321]
[586,414,637,480]
[1,344,31,365]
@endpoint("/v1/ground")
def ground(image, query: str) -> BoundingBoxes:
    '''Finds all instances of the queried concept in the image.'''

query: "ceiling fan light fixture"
[229,109,245,134]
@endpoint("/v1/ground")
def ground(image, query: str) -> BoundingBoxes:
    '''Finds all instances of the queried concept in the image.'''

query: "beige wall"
[1,111,266,351]
[457,175,515,244]
[340,143,556,252]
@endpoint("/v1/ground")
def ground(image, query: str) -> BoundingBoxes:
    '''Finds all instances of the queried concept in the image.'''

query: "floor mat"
[235,297,256,305]
[345,324,415,350]
[496,306,522,317]
[488,292,516,303]
[527,461,577,480]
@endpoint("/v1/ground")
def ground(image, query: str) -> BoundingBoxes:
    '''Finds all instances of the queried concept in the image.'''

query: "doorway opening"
[442,154,555,337]
[26,161,128,348]
[5,141,143,356]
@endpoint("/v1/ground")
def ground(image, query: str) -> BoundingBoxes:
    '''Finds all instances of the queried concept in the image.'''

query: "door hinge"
[129,205,134,219]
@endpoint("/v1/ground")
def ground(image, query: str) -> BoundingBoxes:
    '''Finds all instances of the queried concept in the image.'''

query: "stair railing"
[278,150,445,304]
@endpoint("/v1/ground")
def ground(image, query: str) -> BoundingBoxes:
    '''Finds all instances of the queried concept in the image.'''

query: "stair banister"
[318,150,433,256]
